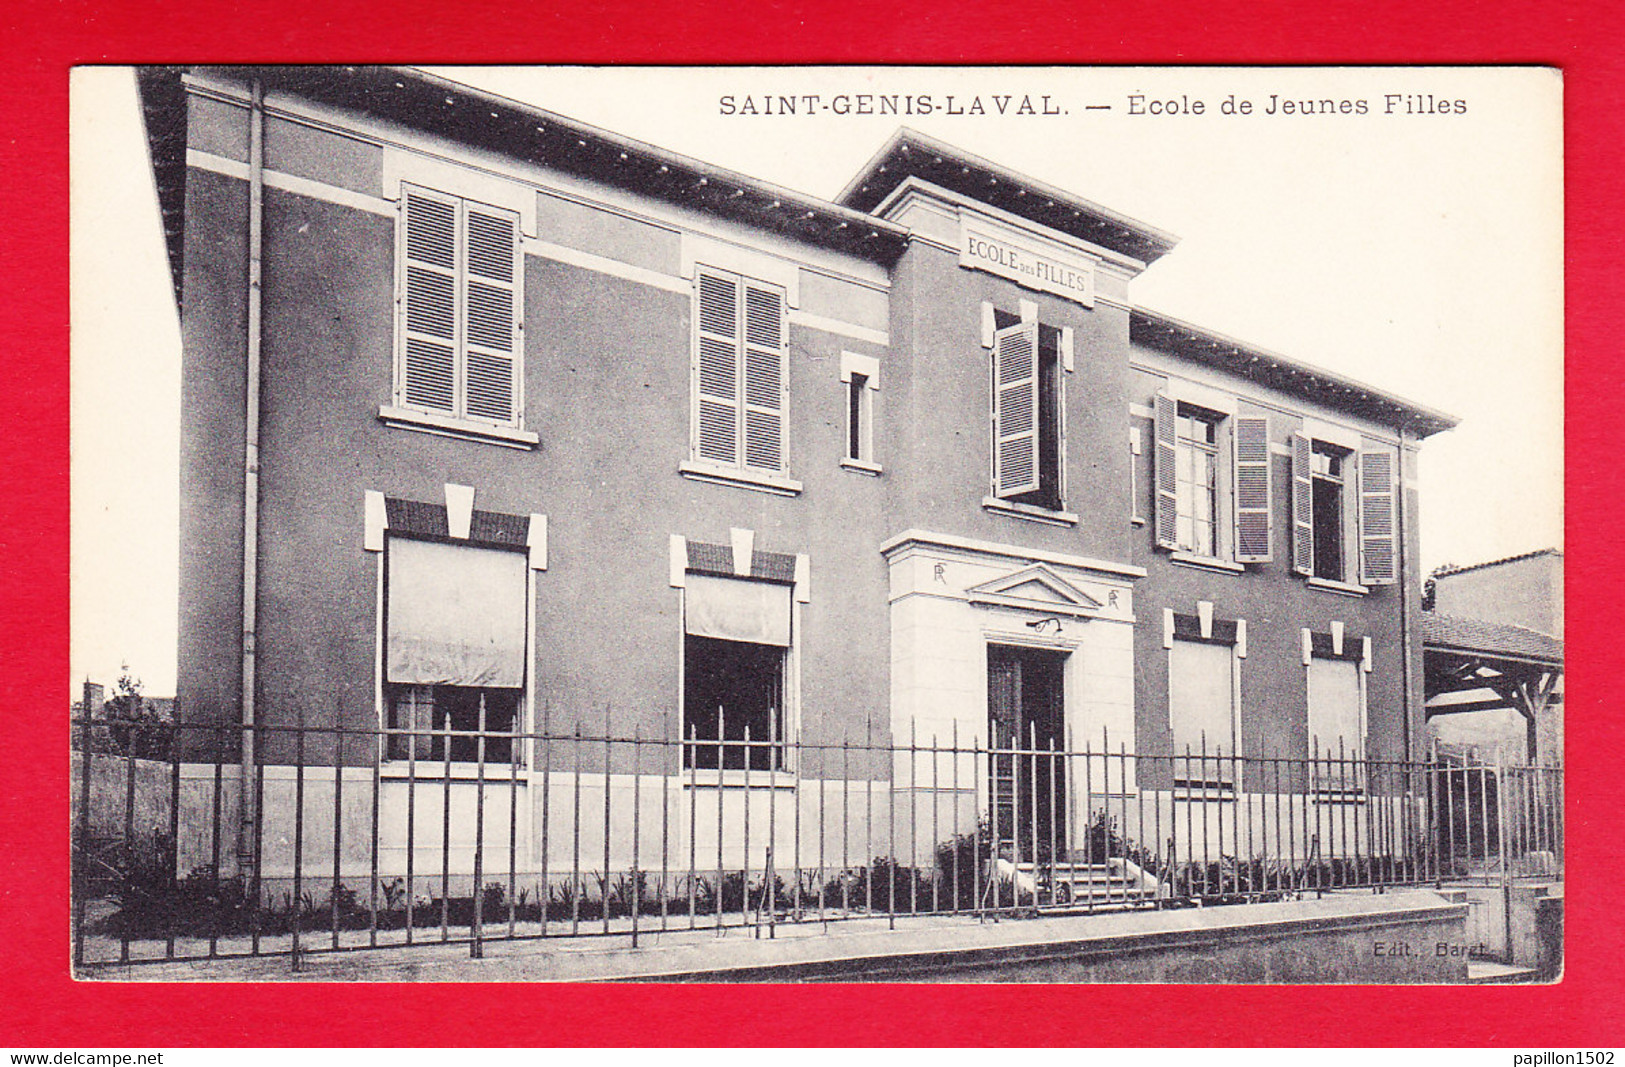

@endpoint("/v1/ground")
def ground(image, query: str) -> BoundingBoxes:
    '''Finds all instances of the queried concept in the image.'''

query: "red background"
[2,0,1618,1046]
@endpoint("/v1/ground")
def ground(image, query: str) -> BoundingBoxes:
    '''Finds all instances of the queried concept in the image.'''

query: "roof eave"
[838,127,1179,266]
[185,65,911,266]
[1132,307,1461,439]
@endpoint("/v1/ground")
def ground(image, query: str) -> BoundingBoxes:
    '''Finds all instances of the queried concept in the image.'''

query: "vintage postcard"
[70,65,1562,984]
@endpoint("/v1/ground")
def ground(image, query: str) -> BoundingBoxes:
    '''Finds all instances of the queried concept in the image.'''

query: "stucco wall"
[175,85,893,775]
[1434,555,1563,638]
[882,241,1132,565]
[1125,355,1421,764]
[174,73,1435,796]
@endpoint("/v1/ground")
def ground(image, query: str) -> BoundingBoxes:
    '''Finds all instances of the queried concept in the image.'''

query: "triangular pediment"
[966,564,1102,618]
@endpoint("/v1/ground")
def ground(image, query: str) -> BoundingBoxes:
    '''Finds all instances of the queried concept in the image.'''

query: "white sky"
[70,66,1563,697]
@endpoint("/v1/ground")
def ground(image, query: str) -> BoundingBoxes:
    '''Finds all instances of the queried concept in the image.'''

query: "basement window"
[387,685,518,764]
[682,636,786,771]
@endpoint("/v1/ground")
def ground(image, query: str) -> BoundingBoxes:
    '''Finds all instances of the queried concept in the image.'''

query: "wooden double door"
[987,644,1068,858]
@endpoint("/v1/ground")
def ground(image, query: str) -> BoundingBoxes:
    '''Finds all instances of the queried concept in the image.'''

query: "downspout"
[237,78,265,877]
[1397,426,1415,764]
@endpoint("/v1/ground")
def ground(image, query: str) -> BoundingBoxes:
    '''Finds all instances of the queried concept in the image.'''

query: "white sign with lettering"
[959,216,1097,307]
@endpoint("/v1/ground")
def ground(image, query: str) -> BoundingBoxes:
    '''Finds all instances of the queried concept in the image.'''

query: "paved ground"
[79,890,1480,983]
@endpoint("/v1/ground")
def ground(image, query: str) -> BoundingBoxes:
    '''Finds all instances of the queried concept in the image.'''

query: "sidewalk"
[81,890,1472,983]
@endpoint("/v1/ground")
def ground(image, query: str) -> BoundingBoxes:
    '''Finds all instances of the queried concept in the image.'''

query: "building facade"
[138,66,1456,889]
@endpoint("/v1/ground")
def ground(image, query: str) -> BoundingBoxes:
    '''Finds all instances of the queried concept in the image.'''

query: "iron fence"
[70,714,1564,971]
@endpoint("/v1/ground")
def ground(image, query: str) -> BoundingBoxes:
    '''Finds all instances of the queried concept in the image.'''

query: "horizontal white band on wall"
[187,148,394,217]
[185,150,888,344]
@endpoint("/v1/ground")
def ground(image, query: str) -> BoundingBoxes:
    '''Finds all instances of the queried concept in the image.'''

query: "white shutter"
[695,271,741,465]
[741,282,786,473]
[1233,416,1273,562]
[1291,432,1314,576]
[993,322,1040,498]
[1152,392,1178,549]
[462,204,520,425]
[400,187,457,414]
[1359,448,1398,585]
[400,187,521,427]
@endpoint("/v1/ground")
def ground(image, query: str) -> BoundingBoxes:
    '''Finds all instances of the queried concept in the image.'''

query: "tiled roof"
[1435,548,1562,578]
[1422,613,1563,665]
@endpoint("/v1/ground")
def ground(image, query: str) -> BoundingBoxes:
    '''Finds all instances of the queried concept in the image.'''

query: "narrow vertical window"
[1129,425,1145,525]
[839,351,880,473]
[847,372,868,462]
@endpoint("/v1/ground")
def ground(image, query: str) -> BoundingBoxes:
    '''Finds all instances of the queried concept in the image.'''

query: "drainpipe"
[236,77,265,878]
[1397,427,1415,765]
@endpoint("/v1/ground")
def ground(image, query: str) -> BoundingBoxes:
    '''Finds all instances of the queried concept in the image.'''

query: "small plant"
[327,882,362,919]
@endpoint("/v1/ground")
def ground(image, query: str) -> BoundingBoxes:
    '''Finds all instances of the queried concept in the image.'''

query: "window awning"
[387,538,527,687]
[684,573,791,647]
[1308,657,1363,755]
[1170,638,1233,759]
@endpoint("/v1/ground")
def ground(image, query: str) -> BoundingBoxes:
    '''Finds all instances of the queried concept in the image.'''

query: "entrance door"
[987,644,1067,860]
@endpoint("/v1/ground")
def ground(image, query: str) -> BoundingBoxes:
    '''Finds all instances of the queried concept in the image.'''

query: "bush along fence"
[71,713,1564,971]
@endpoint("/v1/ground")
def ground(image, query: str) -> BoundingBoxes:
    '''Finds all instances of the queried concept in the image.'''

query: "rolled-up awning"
[387,538,526,687]
[684,573,791,647]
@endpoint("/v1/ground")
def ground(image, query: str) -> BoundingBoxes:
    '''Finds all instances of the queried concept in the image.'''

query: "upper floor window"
[1173,406,1221,556]
[1153,394,1272,565]
[693,268,788,476]
[847,373,871,461]
[991,311,1065,511]
[1309,443,1349,580]
[839,350,881,474]
[1291,433,1398,587]
[396,185,522,429]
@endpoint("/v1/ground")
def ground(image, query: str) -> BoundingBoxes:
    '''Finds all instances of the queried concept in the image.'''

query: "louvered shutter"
[695,271,741,465]
[993,322,1040,498]
[462,204,520,424]
[1359,448,1398,585]
[741,282,786,473]
[401,188,458,414]
[1152,392,1179,549]
[1291,432,1314,576]
[1233,416,1273,562]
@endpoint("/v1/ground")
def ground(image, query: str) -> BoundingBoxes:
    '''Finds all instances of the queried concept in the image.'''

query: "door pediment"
[967,564,1102,618]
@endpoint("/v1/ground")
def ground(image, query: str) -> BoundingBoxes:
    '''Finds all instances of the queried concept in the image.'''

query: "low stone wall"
[71,753,174,852]
[640,890,1471,984]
